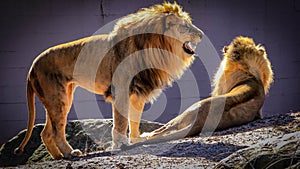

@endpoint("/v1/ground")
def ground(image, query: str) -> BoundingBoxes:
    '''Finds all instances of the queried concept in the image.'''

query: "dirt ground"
[1,112,299,169]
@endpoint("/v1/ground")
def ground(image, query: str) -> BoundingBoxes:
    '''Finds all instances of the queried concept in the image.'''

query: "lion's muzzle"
[182,25,203,55]
[190,24,203,41]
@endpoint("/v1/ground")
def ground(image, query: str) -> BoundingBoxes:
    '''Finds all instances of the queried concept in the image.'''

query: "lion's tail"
[14,79,36,155]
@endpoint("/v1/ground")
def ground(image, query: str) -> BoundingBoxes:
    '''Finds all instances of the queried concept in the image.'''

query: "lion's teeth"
[185,42,191,51]
[183,41,197,54]
[187,42,196,51]
[190,42,197,51]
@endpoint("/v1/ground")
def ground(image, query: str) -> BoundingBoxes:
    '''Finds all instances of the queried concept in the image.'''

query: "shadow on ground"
[0,113,297,167]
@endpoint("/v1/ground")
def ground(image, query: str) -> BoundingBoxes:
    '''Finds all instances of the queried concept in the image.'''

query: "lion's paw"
[110,140,129,150]
[140,132,154,139]
[129,137,147,144]
[70,149,83,157]
[111,130,129,150]
[140,132,151,137]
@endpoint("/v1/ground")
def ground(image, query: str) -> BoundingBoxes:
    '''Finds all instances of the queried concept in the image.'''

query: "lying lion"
[122,36,274,149]
[14,2,203,159]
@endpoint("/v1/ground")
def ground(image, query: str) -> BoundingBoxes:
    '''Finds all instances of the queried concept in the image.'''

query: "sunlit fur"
[213,36,273,96]
[111,1,191,37]
[14,2,202,159]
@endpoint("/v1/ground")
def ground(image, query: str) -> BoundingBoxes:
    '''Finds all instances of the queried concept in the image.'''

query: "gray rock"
[0,124,44,167]
[0,119,163,167]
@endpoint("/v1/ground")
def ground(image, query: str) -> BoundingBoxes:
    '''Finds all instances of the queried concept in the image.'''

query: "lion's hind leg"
[217,100,262,130]
[41,115,64,159]
[40,81,82,159]
[41,108,75,159]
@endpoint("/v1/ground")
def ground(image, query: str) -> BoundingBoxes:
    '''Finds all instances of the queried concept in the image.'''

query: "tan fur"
[122,36,274,149]
[14,2,203,159]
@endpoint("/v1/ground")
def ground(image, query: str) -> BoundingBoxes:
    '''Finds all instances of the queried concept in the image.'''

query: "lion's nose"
[197,30,203,39]
[191,25,203,39]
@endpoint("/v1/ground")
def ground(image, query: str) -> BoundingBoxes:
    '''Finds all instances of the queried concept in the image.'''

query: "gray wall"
[0,0,299,144]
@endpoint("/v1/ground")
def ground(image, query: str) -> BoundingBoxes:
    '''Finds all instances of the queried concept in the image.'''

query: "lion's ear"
[223,46,228,53]
[257,45,265,56]
[164,14,177,29]
[258,49,265,56]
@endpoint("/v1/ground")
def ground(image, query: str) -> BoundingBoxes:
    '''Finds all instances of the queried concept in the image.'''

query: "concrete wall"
[0,0,299,144]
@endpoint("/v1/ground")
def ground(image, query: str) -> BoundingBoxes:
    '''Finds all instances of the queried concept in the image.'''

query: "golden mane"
[141,1,191,20]
[212,36,273,96]
[110,1,191,36]
[105,2,196,102]
[230,37,273,94]
[251,43,274,94]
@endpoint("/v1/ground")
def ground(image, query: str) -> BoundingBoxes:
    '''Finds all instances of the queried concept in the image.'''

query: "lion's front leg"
[111,101,129,150]
[128,94,147,144]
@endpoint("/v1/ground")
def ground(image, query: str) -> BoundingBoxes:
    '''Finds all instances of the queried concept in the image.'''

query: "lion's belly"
[73,73,111,96]
[75,80,109,95]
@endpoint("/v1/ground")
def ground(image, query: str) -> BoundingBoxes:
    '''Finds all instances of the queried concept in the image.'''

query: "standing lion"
[122,36,274,149]
[14,2,203,159]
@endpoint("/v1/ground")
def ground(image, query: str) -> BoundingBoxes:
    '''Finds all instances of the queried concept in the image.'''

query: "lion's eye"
[233,51,240,55]
[233,51,241,60]
[184,25,190,30]
[168,23,175,28]
[179,25,190,33]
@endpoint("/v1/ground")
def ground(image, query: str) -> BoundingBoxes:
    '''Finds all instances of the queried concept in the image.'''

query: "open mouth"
[183,41,197,55]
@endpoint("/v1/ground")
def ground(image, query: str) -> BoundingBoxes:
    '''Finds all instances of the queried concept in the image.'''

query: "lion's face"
[163,14,203,56]
[221,36,273,94]
[223,37,264,63]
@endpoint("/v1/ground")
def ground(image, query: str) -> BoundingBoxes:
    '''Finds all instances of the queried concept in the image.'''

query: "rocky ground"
[1,112,299,168]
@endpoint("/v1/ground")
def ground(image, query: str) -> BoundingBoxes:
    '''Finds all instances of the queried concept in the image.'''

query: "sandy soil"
[5,112,300,169]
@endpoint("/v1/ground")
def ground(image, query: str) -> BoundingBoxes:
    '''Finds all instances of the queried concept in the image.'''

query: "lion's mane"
[212,36,273,97]
[104,2,196,102]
